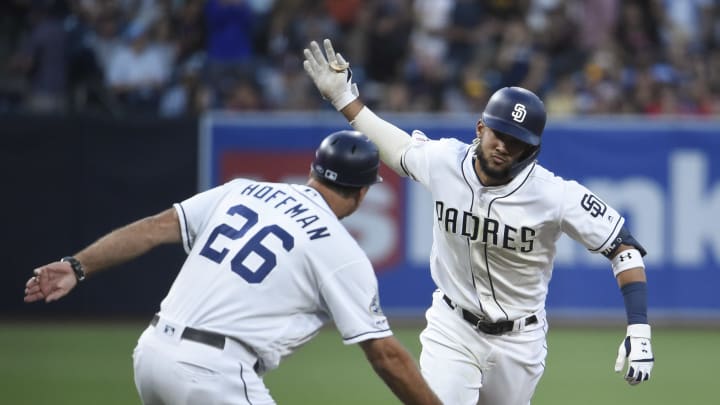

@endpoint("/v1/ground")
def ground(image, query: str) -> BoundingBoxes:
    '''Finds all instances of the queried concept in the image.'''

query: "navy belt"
[442,294,537,335]
[151,314,226,350]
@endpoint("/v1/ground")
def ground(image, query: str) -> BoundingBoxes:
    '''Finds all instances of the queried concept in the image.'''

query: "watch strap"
[61,256,86,282]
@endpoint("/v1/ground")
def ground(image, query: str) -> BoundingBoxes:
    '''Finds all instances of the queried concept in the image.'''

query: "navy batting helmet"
[482,86,546,146]
[311,130,383,187]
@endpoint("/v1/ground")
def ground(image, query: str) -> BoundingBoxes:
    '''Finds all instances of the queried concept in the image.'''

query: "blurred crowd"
[1,0,719,117]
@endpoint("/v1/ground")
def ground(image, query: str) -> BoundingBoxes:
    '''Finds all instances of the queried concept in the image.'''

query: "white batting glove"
[303,39,358,111]
[614,324,654,385]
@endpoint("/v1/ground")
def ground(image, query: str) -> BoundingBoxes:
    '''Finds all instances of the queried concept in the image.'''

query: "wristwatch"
[61,256,86,282]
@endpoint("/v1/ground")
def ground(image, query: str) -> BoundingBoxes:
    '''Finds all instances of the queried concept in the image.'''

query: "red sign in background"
[220,151,404,273]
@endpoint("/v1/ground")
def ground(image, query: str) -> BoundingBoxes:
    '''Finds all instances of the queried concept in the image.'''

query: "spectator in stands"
[1,0,719,117]
[222,78,265,111]
[172,0,206,66]
[205,0,255,64]
[570,0,619,54]
[87,9,123,72]
[0,0,31,111]
[577,41,624,114]
[204,0,256,95]
[406,0,454,110]
[446,0,488,80]
[492,17,547,95]
[361,0,412,108]
[159,54,213,117]
[533,2,585,81]
[260,0,340,110]
[8,0,67,113]
[661,0,716,52]
[325,0,363,35]
[105,22,174,112]
[615,1,663,67]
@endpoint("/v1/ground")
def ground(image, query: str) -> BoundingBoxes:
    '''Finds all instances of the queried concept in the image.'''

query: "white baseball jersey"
[159,178,391,372]
[400,132,624,322]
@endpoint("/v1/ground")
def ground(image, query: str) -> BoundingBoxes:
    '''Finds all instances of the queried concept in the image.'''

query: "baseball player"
[304,39,655,405]
[24,131,442,405]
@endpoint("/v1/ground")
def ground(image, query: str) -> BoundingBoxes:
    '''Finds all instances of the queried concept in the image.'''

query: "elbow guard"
[602,225,647,259]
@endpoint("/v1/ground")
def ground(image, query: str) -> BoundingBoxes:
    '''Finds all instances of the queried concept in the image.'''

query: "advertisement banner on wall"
[201,112,720,319]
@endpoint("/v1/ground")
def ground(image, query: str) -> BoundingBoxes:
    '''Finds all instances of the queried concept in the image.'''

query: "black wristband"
[621,281,647,324]
[61,256,86,282]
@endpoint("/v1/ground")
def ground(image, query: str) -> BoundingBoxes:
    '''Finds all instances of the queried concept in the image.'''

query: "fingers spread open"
[310,41,328,67]
[302,60,314,76]
[303,50,319,75]
[323,39,337,65]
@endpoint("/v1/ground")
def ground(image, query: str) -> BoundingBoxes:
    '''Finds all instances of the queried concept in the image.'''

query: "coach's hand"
[303,39,358,111]
[24,262,78,303]
[614,324,654,385]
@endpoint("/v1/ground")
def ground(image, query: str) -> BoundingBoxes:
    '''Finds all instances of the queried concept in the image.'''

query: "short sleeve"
[174,182,235,253]
[560,180,625,254]
[400,130,435,185]
[320,259,392,345]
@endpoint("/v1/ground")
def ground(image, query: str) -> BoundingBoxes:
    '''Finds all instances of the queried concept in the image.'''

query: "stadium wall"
[2,112,718,324]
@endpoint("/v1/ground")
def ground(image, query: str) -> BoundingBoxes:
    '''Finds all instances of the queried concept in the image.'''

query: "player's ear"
[475,120,484,138]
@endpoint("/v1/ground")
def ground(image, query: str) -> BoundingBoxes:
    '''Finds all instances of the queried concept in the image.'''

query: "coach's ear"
[355,185,370,206]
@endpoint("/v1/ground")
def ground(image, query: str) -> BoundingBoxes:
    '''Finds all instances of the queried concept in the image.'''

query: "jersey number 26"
[199,204,295,283]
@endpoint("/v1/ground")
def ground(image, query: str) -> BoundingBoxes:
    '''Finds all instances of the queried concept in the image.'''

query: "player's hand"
[24,262,78,303]
[303,39,358,111]
[614,324,654,385]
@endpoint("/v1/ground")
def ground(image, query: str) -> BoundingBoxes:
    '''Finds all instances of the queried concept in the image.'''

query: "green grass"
[1,321,717,404]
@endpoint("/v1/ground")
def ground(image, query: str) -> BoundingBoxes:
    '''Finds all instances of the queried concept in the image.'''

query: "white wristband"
[627,323,651,339]
[611,248,644,277]
[331,90,357,111]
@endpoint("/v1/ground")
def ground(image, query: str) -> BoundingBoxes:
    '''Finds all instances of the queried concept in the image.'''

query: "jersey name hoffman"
[240,182,331,240]
[435,200,535,252]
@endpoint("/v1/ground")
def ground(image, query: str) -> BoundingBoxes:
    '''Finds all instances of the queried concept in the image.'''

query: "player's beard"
[474,142,511,181]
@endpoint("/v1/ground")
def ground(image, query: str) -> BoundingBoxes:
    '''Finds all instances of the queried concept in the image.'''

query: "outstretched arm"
[24,208,181,303]
[303,39,411,175]
[611,244,654,385]
[359,336,441,405]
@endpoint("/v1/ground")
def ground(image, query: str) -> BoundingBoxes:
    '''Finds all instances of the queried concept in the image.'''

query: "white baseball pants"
[419,291,548,405]
[132,317,273,405]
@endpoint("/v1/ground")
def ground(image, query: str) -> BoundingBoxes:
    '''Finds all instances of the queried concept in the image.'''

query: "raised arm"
[303,39,411,175]
[24,208,181,303]
[359,336,441,405]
